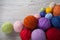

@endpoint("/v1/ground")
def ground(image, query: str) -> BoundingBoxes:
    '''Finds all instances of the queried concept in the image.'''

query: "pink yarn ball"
[34,14,41,19]
[13,21,23,32]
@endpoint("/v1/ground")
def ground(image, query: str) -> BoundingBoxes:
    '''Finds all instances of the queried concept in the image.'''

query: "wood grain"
[0,0,60,40]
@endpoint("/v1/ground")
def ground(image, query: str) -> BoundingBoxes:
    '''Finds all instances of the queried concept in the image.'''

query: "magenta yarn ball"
[34,14,41,19]
[31,29,46,40]
[13,21,23,32]
[38,17,51,30]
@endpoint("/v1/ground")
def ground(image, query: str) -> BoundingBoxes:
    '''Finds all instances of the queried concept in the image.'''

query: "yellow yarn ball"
[46,7,52,13]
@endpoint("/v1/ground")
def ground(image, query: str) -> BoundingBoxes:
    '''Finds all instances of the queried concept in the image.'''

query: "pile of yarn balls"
[1,2,60,40]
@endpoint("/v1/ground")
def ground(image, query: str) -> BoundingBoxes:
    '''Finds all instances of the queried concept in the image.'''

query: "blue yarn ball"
[51,16,60,29]
[40,11,46,17]
[45,13,53,19]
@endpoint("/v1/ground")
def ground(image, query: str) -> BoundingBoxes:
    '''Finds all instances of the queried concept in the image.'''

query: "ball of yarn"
[46,7,52,13]
[34,14,41,19]
[20,29,31,40]
[40,7,45,12]
[51,16,60,29]
[31,29,46,40]
[53,5,60,16]
[13,21,23,32]
[46,28,60,40]
[38,17,51,30]
[49,2,56,8]
[24,15,38,30]
[45,13,53,19]
[1,22,13,34]
[40,11,46,17]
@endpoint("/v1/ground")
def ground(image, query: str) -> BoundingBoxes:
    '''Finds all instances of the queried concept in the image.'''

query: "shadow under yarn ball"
[46,28,60,40]
[24,15,38,30]
[53,5,60,16]
[31,29,46,40]
[51,16,60,29]
[38,17,51,30]
[20,29,31,40]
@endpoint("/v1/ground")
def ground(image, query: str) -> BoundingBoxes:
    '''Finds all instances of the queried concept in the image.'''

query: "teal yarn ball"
[1,22,13,34]
[45,13,53,19]
[51,16,60,29]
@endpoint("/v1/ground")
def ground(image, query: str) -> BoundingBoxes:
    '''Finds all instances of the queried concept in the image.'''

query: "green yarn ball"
[1,22,13,34]
[40,7,45,12]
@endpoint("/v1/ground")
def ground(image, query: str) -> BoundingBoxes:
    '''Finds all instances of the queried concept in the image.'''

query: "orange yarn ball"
[24,15,38,30]
[53,5,60,16]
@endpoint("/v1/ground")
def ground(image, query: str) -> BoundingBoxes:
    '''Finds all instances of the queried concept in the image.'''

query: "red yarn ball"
[20,29,31,40]
[24,15,38,30]
[46,28,60,40]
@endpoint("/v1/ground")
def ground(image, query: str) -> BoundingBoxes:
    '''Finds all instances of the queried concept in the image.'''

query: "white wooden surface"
[0,0,60,40]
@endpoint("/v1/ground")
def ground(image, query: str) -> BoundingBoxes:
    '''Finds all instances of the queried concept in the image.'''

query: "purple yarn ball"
[31,29,46,40]
[38,17,51,30]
